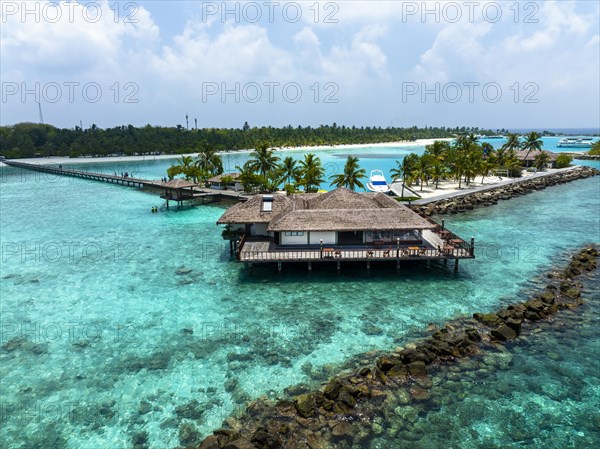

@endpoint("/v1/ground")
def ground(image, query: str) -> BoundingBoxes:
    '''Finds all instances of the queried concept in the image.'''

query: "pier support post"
[396,260,400,270]
[277,262,282,272]
[470,237,475,256]
[366,261,370,270]
[427,260,431,268]
[337,261,341,271]
[454,259,459,271]
[308,262,312,271]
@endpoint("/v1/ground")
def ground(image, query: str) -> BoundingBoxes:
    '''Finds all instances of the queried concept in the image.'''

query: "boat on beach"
[366,169,391,193]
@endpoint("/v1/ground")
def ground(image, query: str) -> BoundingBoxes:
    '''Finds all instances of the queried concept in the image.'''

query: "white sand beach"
[404,167,573,202]
[0,138,452,167]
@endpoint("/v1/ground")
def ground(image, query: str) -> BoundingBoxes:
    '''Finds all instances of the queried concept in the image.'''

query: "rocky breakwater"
[414,166,599,215]
[187,246,598,449]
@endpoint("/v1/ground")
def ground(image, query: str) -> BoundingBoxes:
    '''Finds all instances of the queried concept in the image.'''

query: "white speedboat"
[557,137,594,148]
[366,169,390,193]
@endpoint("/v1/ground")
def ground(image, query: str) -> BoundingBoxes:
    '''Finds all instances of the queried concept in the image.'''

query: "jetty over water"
[2,160,250,207]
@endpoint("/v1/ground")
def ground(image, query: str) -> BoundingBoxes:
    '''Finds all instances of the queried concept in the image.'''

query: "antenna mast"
[38,102,44,124]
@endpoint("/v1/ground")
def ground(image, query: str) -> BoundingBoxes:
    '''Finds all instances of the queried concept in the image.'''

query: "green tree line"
[0,121,507,159]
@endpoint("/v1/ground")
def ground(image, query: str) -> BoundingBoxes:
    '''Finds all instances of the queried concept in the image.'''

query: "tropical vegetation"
[0,122,509,159]
[388,132,560,195]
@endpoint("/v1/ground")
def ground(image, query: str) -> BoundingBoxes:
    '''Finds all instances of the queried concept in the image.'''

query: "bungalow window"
[285,231,304,236]
[262,195,273,212]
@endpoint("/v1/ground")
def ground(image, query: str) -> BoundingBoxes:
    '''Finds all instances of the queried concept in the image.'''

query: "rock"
[407,361,427,378]
[539,291,555,304]
[387,364,408,378]
[323,380,342,400]
[524,311,542,321]
[474,313,501,326]
[131,431,148,446]
[285,384,310,397]
[138,400,152,415]
[331,421,353,438]
[199,435,220,449]
[358,367,371,377]
[251,427,281,448]
[491,324,517,341]
[504,319,522,335]
[294,393,315,418]
[306,432,328,449]
[223,438,257,449]
[395,389,412,405]
[564,287,580,299]
[227,352,254,362]
[338,389,356,408]
[179,423,200,446]
[175,399,203,420]
[175,267,193,275]
[224,378,239,392]
[376,356,398,373]
[362,323,383,335]
[409,386,431,402]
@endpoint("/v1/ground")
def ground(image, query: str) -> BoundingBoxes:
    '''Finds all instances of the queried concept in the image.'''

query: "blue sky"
[1,1,599,130]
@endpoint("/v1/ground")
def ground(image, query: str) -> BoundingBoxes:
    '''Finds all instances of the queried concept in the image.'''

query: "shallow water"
[0,154,598,448]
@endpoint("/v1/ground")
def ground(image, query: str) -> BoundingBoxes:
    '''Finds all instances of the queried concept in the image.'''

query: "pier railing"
[239,246,472,262]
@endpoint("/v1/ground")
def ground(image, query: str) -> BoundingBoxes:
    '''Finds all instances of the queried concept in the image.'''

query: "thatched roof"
[217,194,293,224]
[217,187,434,231]
[207,173,241,183]
[516,150,558,161]
[162,179,197,188]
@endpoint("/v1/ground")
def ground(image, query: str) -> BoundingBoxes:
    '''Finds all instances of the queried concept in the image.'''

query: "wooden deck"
[240,242,472,263]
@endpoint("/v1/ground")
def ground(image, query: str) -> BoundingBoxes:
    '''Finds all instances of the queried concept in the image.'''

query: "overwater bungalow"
[217,187,474,270]
[207,173,243,191]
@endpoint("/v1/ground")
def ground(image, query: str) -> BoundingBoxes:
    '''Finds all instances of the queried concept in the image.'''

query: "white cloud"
[0,1,159,78]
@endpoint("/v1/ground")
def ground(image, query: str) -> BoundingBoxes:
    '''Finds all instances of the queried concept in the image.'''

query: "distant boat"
[557,137,594,148]
[366,169,391,193]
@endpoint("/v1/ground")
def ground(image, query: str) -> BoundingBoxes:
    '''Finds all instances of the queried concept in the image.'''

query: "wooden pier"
[2,160,250,205]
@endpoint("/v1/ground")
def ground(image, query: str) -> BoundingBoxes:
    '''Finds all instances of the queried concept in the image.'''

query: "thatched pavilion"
[217,187,474,270]
[160,179,198,209]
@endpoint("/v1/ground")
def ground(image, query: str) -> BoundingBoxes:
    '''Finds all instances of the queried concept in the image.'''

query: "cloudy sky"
[1,0,599,130]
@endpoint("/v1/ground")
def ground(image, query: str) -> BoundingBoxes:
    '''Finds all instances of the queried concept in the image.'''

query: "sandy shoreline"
[0,139,451,167]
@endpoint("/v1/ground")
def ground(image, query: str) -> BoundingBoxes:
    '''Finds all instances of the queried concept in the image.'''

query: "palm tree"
[429,160,446,189]
[329,156,366,190]
[196,144,223,176]
[502,133,521,154]
[411,155,432,192]
[479,154,497,184]
[177,155,194,171]
[424,140,449,162]
[464,145,483,185]
[277,156,299,187]
[425,140,450,189]
[248,142,280,178]
[390,153,419,197]
[504,152,522,177]
[533,151,551,171]
[298,153,324,192]
[521,131,543,162]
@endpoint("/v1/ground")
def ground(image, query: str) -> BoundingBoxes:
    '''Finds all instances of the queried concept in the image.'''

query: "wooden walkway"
[2,160,250,201]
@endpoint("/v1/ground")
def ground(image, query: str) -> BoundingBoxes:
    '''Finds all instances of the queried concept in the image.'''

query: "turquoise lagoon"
[0,150,599,448]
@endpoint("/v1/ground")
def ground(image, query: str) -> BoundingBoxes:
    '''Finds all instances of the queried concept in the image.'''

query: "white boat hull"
[367,182,390,193]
